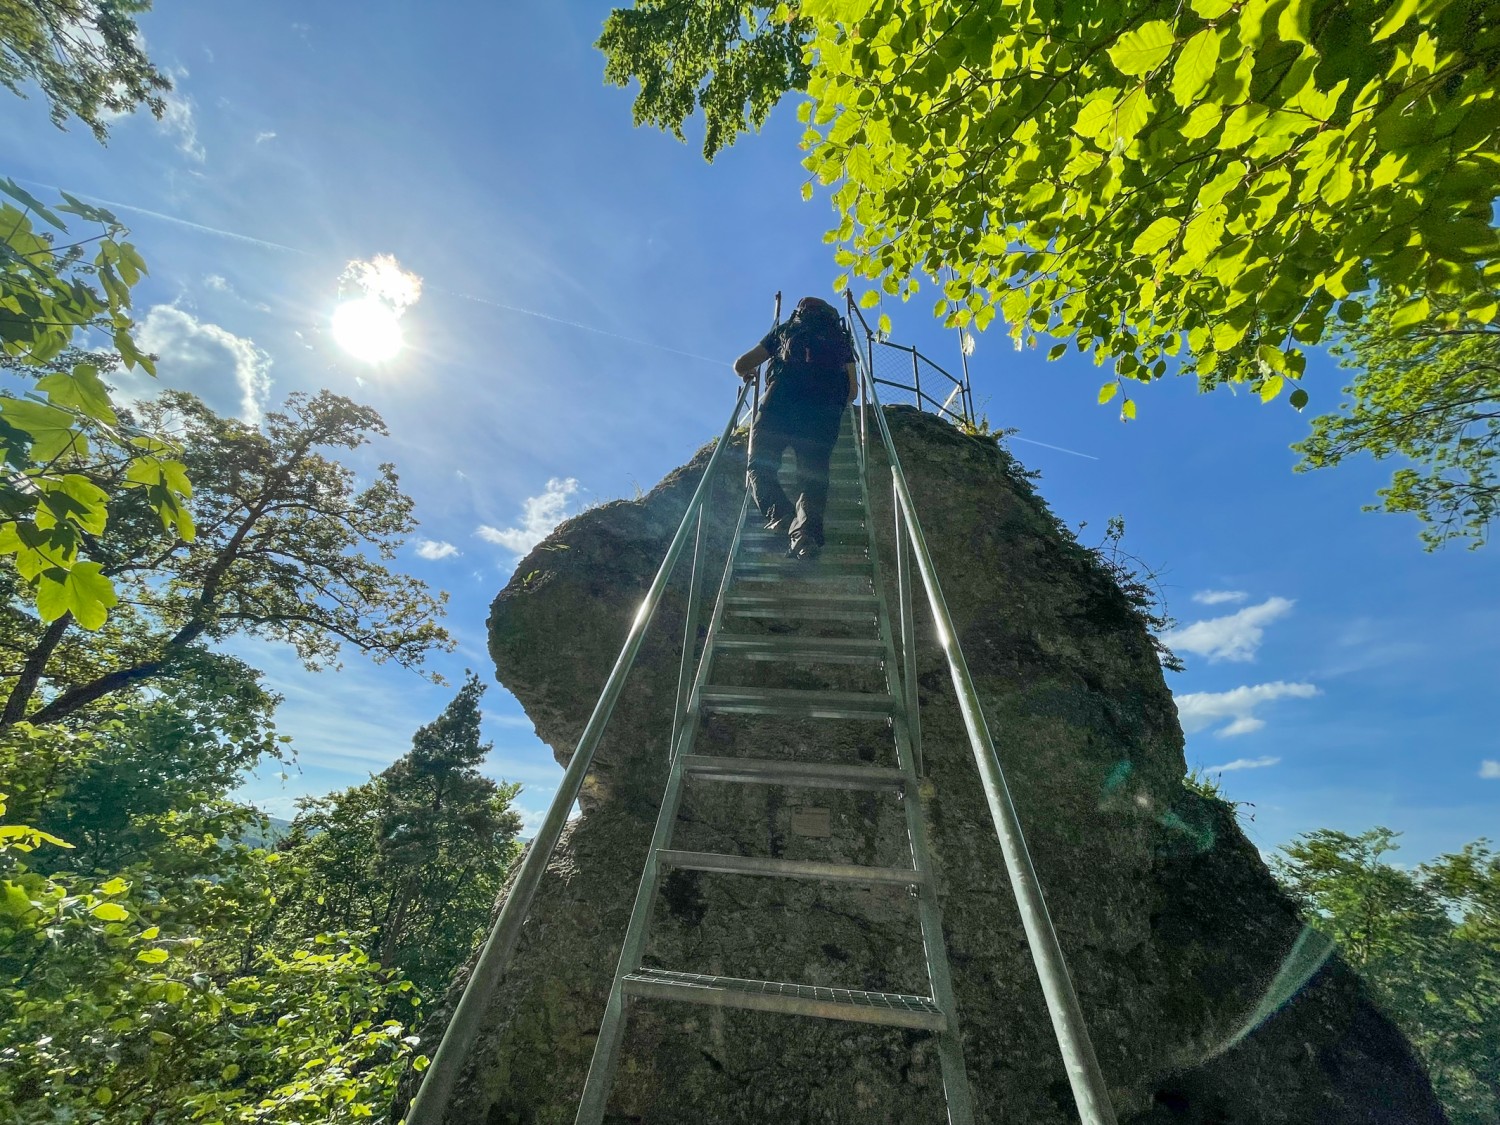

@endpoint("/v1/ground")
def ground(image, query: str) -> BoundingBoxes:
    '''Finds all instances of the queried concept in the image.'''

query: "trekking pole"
[747,292,780,484]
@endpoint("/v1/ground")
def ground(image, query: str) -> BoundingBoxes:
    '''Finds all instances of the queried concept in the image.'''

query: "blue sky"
[2,2,1493,863]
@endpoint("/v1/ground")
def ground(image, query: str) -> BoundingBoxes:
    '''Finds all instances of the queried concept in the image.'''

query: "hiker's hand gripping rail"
[405,382,752,1125]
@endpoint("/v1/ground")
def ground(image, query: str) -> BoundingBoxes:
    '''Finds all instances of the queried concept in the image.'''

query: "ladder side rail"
[852,422,975,1125]
[669,506,706,757]
[575,487,756,1124]
[405,384,752,1125]
[845,314,1118,1125]
[892,479,922,778]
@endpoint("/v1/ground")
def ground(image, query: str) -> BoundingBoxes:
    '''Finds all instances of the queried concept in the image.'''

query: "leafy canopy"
[0,389,452,730]
[1294,289,1500,547]
[1275,828,1500,1124]
[0,181,193,629]
[275,674,524,996]
[0,0,171,139]
[599,0,1500,412]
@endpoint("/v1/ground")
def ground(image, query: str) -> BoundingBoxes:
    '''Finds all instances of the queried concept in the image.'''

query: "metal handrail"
[404,381,752,1125]
[847,294,1118,1125]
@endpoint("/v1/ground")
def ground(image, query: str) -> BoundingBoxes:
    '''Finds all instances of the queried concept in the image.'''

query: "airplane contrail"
[1007,435,1099,460]
[21,179,309,256]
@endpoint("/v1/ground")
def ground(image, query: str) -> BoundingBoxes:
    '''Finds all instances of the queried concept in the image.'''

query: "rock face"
[433,408,1443,1124]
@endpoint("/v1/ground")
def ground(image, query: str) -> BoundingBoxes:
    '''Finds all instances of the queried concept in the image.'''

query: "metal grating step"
[681,754,905,792]
[712,634,886,664]
[735,555,870,575]
[621,969,946,1031]
[724,593,879,622]
[742,517,866,535]
[699,685,895,720]
[657,849,923,887]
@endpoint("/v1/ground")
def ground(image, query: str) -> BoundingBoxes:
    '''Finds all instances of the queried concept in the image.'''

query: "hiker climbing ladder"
[404,297,1116,1125]
[575,412,976,1123]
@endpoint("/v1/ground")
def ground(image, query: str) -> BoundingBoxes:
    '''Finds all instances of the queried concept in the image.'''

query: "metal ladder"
[404,297,1117,1125]
[575,410,975,1123]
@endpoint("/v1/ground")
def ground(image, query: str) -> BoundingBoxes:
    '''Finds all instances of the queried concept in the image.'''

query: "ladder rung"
[699,686,894,719]
[734,555,869,573]
[712,634,886,663]
[742,517,865,534]
[658,849,922,886]
[621,969,946,1031]
[682,754,906,791]
[724,594,878,622]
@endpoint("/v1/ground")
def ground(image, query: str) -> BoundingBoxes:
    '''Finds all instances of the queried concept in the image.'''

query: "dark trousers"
[748,403,843,547]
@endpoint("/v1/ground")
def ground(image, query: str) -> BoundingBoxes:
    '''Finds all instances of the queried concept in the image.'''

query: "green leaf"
[91,901,129,922]
[1120,398,1137,421]
[1258,374,1285,402]
[1172,28,1221,107]
[1289,387,1309,410]
[1048,343,1067,360]
[99,876,129,895]
[1113,86,1154,146]
[0,177,66,231]
[0,398,80,463]
[1390,296,1430,330]
[35,561,117,630]
[1132,217,1179,257]
[1190,0,1235,16]
[136,947,169,964]
[1098,381,1119,404]
[1108,21,1176,76]
[1372,0,1421,42]
[858,289,879,308]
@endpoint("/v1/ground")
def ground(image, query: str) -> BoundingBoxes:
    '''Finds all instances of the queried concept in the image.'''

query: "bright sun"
[331,296,403,363]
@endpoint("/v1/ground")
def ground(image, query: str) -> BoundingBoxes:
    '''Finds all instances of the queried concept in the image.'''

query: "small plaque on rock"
[791,807,832,838]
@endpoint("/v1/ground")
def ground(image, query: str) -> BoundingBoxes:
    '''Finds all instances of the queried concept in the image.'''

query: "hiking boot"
[786,538,821,562]
[760,516,790,552]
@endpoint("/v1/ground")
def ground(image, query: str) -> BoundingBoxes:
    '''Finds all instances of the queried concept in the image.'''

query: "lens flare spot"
[332,296,403,363]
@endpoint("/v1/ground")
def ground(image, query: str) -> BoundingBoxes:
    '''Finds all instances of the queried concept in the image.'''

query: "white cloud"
[1480,760,1500,780]
[1192,589,1248,606]
[1164,596,1295,662]
[134,305,272,422]
[1175,681,1320,738]
[477,478,580,556]
[254,130,277,144]
[416,539,459,560]
[157,68,204,162]
[1206,755,1282,772]
[204,274,230,292]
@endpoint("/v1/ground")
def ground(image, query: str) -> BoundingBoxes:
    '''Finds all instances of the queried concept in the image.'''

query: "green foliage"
[1083,515,1183,671]
[1275,828,1500,1123]
[0,0,171,140]
[276,675,524,997]
[0,725,425,1123]
[598,1,812,159]
[1294,289,1500,548]
[600,0,1500,403]
[0,183,192,629]
[0,388,452,729]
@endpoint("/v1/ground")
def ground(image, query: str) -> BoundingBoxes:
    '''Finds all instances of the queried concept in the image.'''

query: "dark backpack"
[766,307,851,407]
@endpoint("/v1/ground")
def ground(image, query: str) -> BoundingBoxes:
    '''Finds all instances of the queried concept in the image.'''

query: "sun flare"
[331,296,404,363]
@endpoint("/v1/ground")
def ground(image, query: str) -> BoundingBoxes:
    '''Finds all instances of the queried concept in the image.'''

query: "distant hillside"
[240,816,293,849]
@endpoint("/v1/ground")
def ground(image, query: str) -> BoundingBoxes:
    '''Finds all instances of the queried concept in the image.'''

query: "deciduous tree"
[0,389,452,729]
[278,675,523,996]
[599,1,1500,407]
[0,0,170,139]
[1295,289,1500,547]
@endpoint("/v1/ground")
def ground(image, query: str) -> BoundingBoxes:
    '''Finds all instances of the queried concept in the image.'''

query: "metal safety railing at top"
[404,291,1114,1125]
[846,300,976,427]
